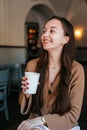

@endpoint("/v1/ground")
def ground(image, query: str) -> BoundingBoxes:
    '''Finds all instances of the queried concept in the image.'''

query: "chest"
[42,69,60,108]
[48,67,60,87]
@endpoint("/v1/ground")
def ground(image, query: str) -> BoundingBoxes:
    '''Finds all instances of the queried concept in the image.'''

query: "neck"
[48,53,61,68]
[48,47,62,64]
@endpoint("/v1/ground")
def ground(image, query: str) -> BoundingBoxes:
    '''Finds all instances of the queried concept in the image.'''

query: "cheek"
[53,36,65,47]
[53,35,63,43]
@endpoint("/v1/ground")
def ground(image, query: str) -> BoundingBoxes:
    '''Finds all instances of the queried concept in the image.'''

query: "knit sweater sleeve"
[18,91,32,114]
[44,61,85,130]
[18,58,39,114]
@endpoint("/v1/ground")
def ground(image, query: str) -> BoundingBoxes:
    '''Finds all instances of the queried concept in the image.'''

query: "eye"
[42,29,46,34]
[50,29,55,33]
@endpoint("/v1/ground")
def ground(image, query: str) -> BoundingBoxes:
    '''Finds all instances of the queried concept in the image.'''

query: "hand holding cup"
[21,72,40,95]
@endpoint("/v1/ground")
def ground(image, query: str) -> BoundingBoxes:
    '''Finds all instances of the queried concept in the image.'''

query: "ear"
[63,36,69,45]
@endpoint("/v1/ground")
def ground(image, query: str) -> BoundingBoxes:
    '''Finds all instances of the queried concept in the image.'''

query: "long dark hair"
[31,16,75,115]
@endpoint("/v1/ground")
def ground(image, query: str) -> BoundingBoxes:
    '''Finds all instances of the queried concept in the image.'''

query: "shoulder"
[72,60,84,75]
[27,58,39,65]
[25,58,40,72]
[70,60,85,89]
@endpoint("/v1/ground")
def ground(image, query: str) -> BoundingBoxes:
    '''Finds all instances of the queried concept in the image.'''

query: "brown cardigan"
[19,58,85,130]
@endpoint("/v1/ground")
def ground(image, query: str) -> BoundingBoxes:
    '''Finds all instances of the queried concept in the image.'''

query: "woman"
[17,16,84,130]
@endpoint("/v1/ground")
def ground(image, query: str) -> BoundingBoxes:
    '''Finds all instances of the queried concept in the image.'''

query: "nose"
[43,30,49,37]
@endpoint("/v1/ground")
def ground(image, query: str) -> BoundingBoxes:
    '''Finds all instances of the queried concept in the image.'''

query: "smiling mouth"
[43,40,51,44]
[43,41,49,44]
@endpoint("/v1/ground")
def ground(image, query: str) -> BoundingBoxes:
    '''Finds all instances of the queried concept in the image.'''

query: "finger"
[21,81,29,88]
[18,120,31,130]
[17,120,26,130]
[24,121,31,130]
[21,85,29,90]
[21,81,26,86]
[21,85,26,92]
[22,76,24,80]
[22,76,28,81]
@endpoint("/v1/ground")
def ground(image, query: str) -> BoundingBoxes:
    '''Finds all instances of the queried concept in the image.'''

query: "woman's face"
[41,19,69,51]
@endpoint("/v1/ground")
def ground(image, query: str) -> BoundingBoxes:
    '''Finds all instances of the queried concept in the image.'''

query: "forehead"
[45,19,63,29]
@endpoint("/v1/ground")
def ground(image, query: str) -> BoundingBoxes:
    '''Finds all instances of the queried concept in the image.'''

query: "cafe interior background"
[0,0,87,65]
[0,0,87,129]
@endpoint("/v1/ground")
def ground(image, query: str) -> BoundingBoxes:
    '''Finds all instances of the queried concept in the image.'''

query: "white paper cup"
[24,72,40,94]
[69,126,80,130]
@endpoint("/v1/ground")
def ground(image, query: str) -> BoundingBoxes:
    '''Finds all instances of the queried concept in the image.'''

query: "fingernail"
[26,82,29,85]
[25,77,28,80]
[26,87,29,89]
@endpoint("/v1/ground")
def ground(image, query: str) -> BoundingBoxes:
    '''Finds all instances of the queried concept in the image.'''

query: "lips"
[42,39,51,44]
